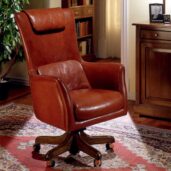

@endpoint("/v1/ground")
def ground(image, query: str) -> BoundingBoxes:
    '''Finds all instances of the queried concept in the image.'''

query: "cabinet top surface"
[133,23,171,29]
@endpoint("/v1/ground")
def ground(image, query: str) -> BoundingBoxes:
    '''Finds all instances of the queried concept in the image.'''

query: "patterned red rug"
[0,103,171,171]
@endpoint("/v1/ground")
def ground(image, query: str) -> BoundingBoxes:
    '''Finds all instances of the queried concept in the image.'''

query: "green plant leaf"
[0,0,29,65]
[0,0,29,79]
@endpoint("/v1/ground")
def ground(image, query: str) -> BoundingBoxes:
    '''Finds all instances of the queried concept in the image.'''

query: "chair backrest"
[15,8,80,72]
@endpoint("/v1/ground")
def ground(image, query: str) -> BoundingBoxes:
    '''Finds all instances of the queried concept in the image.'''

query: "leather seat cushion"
[70,89,124,121]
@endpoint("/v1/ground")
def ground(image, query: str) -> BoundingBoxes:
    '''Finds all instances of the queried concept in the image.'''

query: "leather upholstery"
[15,8,127,132]
[24,8,65,32]
[15,8,80,73]
[38,60,90,90]
[70,89,124,121]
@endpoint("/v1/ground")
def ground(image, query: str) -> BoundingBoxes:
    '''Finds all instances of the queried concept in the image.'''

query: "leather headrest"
[24,8,65,32]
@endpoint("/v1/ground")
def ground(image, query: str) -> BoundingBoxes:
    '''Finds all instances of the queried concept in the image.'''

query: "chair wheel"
[46,159,55,167]
[106,143,113,151]
[94,159,102,167]
[33,143,40,153]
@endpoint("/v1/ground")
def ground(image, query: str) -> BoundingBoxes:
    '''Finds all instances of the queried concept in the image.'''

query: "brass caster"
[106,143,114,151]
[33,143,40,153]
[94,159,102,167]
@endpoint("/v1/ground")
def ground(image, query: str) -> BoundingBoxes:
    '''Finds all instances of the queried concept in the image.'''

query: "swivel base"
[33,129,115,167]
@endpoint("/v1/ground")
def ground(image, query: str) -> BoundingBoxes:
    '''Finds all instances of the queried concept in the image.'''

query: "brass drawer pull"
[74,11,79,15]
[87,9,92,14]
[154,33,158,37]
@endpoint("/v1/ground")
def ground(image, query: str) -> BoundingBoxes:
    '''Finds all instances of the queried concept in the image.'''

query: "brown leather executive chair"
[15,8,127,167]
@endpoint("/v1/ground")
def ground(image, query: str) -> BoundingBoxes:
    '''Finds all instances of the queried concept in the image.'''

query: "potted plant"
[0,0,29,100]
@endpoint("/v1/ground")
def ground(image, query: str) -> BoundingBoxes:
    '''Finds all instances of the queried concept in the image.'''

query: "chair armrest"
[29,74,74,131]
[82,62,127,96]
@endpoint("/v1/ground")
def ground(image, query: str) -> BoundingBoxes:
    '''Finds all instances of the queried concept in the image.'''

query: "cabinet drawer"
[71,7,82,18]
[83,6,94,17]
[71,6,93,18]
[141,30,171,41]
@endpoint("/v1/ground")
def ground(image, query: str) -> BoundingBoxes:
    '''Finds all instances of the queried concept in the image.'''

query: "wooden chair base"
[33,129,115,167]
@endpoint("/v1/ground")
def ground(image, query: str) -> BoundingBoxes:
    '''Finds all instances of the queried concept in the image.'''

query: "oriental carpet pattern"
[0,103,171,171]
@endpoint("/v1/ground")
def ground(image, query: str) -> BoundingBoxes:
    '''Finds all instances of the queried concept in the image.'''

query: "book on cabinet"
[62,0,95,61]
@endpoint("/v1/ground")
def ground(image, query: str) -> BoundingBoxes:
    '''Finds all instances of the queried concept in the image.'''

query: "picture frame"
[149,3,164,23]
[163,14,171,23]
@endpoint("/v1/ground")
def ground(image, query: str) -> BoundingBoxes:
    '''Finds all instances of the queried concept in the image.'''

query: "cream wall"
[28,0,61,9]
[127,0,163,99]
[47,0,61,7]
[165,0,171,14]
[8,0,61,84]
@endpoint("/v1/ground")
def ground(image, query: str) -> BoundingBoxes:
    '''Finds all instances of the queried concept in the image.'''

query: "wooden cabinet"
[133,23,171,119]
[62,0,95,61]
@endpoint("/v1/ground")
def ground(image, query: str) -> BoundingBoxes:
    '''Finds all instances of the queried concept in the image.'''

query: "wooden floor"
[0,84,30,105]
[4,91,170,130]
[128,100,171,130]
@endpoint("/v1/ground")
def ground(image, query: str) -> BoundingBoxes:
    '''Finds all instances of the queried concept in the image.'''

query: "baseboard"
[7,77,29,86]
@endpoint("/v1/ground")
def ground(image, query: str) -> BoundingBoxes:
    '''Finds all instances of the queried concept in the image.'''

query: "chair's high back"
[15,8,80,72]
